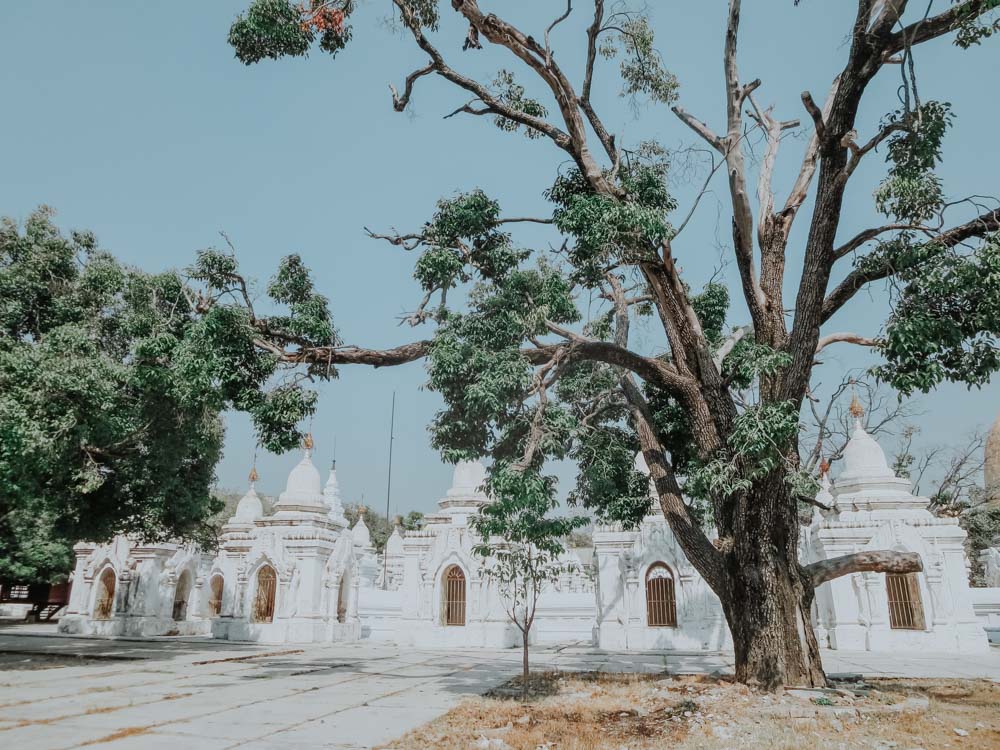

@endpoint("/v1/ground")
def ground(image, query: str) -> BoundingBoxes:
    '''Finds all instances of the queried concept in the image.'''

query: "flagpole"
[382,391,396,590]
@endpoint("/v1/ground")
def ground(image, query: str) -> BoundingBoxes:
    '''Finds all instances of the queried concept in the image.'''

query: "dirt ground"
[378,671,1000,750]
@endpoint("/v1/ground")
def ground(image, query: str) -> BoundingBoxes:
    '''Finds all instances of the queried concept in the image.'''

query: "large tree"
[217,1,1000,688]
[0,209,332,582]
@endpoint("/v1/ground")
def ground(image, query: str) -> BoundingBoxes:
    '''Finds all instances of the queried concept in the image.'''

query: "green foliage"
[953,1,1000,48]
[415,190,528,292]
[0,209,342,581]
[600,16,679,106]
[874,102,952,223]
[491,70,549,139]
[567,425,652,527]
[426,261,579,461]
[0,209,225,582]
[265,254,337,346]
[228,0,356,64]
[471,463,587,695]
[685,401,800,503]
[475,464,587,557]
[691,283,730,347]
[546,163,675,286]
[229,0,313,64]
[472,464,588,639]
[875,232,1000,394]
[723,341,793,389]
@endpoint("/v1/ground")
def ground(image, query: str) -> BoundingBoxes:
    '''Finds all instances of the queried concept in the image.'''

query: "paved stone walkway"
[1,627,998,749]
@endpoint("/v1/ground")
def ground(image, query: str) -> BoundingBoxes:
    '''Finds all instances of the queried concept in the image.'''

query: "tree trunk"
[721,546,826,690]
[719,478,826,690]
[521,627,530,701]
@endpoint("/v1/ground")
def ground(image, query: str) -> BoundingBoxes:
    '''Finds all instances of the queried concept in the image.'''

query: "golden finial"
[248,466,259,484]
[849,392,864,419]
[818,457,830,478]
[303,433,314,450]
[358,505,367,517]
[394,514,403,527]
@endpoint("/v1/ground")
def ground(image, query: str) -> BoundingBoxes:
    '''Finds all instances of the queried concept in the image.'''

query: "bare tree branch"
[815,332,879,354]
[806,550,923,588]
[885,1,995,55]
[822,207,1000,323]
[389,62,436,112]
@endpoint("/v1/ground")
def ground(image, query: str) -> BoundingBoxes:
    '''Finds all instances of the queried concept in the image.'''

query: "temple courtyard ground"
[1,624,999,750]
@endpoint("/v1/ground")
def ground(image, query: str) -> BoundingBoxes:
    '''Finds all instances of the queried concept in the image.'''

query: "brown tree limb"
[621,376,726,592]
[822,207,1000,323]
[782,0,916,401]
[885,1,994,55]
[721,1,767,328]
[782,79,839,226]
[814,332,879,354]
[389,62,436,112]
[833,222,932,260]
[389,1,575,158]
[578,0,617,162]
[448,0,619,195]
[805,550,923,588]
[671,106,724,152]
[259,340,432,368]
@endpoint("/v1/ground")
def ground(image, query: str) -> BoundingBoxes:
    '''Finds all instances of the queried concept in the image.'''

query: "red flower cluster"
[298,3,345,34]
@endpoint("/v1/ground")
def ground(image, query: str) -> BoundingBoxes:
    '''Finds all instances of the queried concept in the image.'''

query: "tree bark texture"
[718,476,826,689]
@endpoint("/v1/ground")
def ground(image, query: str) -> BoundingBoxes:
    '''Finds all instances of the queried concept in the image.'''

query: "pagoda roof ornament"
[849,391,865,419]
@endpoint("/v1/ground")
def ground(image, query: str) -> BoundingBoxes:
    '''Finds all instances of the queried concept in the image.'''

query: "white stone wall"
[57,437,995,654]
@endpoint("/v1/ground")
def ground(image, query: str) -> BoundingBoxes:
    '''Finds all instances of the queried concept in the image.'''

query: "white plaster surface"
[1,626,998,749]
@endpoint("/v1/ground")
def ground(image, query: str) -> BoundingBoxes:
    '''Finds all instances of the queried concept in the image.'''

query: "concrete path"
[1,627,998,749]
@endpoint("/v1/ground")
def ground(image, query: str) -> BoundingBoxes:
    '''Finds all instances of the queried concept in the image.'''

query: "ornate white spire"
[446,460,488,498]
[274,437,324,510]
[231,467,264,523]
[437,460,489,517]
[323,459,348,525]
[829,407,930,518]
[385,517,404,556]
[351,506,373,549]
[839,418,896,485]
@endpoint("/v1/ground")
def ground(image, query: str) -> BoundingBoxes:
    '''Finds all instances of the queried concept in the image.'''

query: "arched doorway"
[252,565,277,624]
[173,571,193,621]
[208,575,224,617]
[645,563,677,627]
[443,565,466,626]
[94,568,116,620]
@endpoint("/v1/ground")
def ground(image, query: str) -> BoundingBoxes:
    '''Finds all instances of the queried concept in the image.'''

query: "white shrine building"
[60,420,995,652]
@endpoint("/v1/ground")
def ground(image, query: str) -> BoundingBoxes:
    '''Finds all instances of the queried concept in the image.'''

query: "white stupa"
[272,435,327,516]
[385,521,404,556]
[830,397,929,519]
[228,467,264,526]
[435,460,489,520]
[351,507,373,550]
[804,393,989,653]
[323,460,348,527]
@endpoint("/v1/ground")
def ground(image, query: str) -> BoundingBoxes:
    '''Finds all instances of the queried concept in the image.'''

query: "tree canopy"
[218,0,1000,687]
[0,209,337,582]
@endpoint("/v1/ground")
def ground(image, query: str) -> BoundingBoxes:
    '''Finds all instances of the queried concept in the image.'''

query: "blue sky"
[1,2,997,514]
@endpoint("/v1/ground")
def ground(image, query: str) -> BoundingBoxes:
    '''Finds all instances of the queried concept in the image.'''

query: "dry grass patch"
[378,672,1000,750]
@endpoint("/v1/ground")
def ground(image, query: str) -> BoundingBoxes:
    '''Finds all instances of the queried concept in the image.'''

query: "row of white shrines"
[60,416,1000,652]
